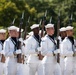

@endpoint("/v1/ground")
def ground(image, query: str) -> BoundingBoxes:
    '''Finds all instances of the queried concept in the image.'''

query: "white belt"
[60,55,65,58]
[46,54,54,57]
[30,54,38,56]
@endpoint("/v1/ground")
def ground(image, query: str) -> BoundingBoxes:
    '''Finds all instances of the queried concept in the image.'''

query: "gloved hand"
[35,47,41,52]
[54,49,60,54]
[0,50,4,54]
[15,49,22,54]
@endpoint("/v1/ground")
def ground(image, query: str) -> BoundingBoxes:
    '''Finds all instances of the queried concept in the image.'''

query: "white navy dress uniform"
[60,26,75,75]
[59,27,66,75]
[16,28,24,75]
[25,24,42,75]
[41,24,61,75]
[22,40,29,75]
[0,29,6,75]
[3,26,22,75]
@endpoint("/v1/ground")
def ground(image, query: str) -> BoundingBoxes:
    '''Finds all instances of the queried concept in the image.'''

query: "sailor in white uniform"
[59,27,67,75]
[41,24,61,75]
[60,26,75,75]
[3,26,22,75]
[16,28,24,75]
[0,29,6,75]
[25,24,42,75]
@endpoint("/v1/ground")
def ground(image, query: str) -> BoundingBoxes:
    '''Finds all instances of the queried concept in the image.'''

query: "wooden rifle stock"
[17,12,24,63]
[57,11,60,63]
[1,54,5,63]
[57,39,60,63]
[38,11,47,60]
[17,41,22,63]
[1,43,5,63]
[22,17,30,64]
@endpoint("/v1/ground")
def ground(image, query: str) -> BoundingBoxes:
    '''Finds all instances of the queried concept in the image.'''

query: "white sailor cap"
[45,24,54,29]
[30,24,39,30]
[66,26,73,31]
[0,29,6,33]
[17,28,23,32]
[8,26,18,31]
[59,27,66,32]
[28,31,33,36]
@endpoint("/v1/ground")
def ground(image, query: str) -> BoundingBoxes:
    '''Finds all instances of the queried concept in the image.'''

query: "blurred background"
[0,0,76,37]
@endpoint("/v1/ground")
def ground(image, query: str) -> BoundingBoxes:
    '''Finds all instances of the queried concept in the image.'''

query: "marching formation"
[0,10,75,75]
[0,23,76,75]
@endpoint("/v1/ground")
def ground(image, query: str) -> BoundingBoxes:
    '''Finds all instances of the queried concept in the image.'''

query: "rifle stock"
[17,12,24,63]
[1,54,5,63]
[38,10,47,60]
[57,11,60,63]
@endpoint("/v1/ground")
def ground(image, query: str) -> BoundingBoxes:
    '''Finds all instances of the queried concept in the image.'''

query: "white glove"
[54,49,60,54]
[15,49,22,54]
[35,47,41,52]
[37,47,41,51]
[0,50,4,54]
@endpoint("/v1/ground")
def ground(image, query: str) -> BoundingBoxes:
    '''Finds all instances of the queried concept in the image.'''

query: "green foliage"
[0,0,76,36]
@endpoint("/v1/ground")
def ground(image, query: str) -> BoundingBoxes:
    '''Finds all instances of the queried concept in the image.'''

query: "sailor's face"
[66,29,74,36]
[0,33,6,40]
[33,27,39,34]
[60,31,67,38]
[46,27,55,35]
[9,30,17,37]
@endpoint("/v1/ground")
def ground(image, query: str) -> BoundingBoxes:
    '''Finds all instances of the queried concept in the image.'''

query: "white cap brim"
[30,24,39,30]
[8,26,18,31]
[66,26,73,31]
[59,27,66,32]
[45,24,54,29]
[0,29,6,33]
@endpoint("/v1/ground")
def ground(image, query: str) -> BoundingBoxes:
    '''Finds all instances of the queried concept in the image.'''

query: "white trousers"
[28,62,43,75]
[60,57,65,75]
[0,62,5,75]
[23,63,29,75]
[64,57,75,75]
[73,57,76,75]
[43,62,61,75]
[37,61,44,75]
[16,63,24,75]
[5,58,17,75]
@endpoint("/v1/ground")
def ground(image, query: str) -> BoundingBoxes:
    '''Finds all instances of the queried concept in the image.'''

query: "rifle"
[11,18,16,26]
[38,10,47,60]
[69,14,73,26]
[49,16,52,24]
[1,18,16,63]
[23,16,30,40]
[41,10,47,37]
[22,17,30,64]
[57,11,60,63]
[17,12,24,63]
[1,44,5,63]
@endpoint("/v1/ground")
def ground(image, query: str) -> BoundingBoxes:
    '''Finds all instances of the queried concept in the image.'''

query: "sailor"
[25,24,42,75]
[0,29,6,75]
[40,24,61,75]
[60,26,75,75]
[16,27,25,75]
[58,27,67,43]
[3,26,22,75]
[59,27,67,75]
